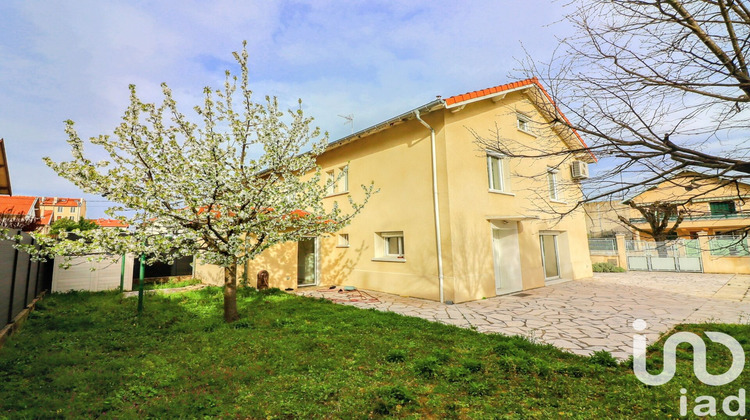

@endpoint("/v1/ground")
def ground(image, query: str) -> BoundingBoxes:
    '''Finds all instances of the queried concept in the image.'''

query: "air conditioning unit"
[571,160,589,179]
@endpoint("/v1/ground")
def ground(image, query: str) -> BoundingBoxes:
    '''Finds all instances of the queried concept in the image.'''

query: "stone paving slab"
[296,272,750,360]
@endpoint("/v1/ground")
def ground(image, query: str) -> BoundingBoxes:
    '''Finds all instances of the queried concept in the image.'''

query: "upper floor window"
[326,170,336,196]
[710,201,736,216]
[57,206,63,212]
[325,165,350,196]
[487,152,510,193]
[339,165,349,193]
[70,207,75,213]
[517,114,531,134]
[547,168,560,201]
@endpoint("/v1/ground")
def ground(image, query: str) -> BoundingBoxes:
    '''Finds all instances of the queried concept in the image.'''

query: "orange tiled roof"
[0,195,37,216]
[40,197,82,207]
[444,78,540,106]
[40,210,53,225]
[92,218,129,228]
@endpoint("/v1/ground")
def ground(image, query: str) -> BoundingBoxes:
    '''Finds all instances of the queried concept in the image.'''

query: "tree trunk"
[223,262,240,323]
[653,234,669,258]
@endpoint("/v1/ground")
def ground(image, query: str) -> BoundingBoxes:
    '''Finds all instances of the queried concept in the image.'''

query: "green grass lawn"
[142,277,202,291]
[0,288,747,419]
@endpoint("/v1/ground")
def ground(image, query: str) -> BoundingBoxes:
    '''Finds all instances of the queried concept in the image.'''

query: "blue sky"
[0,1,575,218]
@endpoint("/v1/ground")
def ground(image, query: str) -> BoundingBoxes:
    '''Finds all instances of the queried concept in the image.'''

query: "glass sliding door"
[540,234,560,280]
[297,238,317,286]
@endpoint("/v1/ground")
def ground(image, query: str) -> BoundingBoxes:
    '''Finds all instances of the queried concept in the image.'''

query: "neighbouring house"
[619,172,750,240]
[91,218,129,229]
[583,200,633,238]
[39,197,87,223]
[0,195,40,230]
[196,78,596,303]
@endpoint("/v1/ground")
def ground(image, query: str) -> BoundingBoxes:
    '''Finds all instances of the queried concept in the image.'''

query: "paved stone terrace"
[296,273,750,360]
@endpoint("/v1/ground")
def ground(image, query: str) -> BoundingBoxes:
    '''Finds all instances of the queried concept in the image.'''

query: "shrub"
[385,349,406,363]
[372,386,413,415]
[413,357,439,378]
[592,262,626,273]
[462,359,483,373]
[589,350,619,368]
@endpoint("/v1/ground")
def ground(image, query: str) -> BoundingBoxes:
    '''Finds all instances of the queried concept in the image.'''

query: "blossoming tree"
[43,44,374,322]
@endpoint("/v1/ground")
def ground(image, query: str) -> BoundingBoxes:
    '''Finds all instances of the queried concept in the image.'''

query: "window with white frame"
[338,233,349,248]
[487,152,507,192]
[547,168,559,201]
[379,231,404,258]
[339,165,349,193]
[57,206,63,212]
[326,170,336,195]
[517,114,531,133]
[70,207,75,213]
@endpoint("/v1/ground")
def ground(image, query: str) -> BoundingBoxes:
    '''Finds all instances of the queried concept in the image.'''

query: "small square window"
[338,233,350,247]
[380,232,404,258]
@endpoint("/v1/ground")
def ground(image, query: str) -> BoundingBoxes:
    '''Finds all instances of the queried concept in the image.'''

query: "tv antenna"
[338,114,354,134]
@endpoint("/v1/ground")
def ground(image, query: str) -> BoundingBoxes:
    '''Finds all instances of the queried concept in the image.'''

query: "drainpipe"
[414,110,445,303]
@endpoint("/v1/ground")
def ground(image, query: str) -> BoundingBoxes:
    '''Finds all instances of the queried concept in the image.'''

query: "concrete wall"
[51,254,134,292]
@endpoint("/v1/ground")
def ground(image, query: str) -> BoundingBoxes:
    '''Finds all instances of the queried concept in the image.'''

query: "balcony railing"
[629,211,750,224]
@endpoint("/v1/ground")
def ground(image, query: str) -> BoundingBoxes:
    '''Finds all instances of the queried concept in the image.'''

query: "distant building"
[39,197,87,223]
[583,200,632,238]
[91,218,128,229]
[0,195,40,230]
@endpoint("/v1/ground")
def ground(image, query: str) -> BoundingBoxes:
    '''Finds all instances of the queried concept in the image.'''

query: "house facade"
[623,172,750,239]
[39,197,87,223]
[196,79,595,303]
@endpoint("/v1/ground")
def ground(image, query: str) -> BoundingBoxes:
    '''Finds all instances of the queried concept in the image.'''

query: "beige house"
[197,78,595,303]
[623,172,750,239]
[39,197,87,223]
[584,200,633,238]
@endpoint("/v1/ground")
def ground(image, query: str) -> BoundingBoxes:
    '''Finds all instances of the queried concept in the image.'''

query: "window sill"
[488,189,515,197]
[336,245,350,248]
[325,191,349,199]
[517,128,537,137]
[549,199,567,204]
[371,257,406,263]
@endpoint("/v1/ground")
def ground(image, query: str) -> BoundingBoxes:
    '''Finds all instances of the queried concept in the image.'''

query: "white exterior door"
[492,225,523,295]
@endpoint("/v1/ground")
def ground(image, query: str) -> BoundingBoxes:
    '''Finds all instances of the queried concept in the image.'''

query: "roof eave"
[325,99,445,152]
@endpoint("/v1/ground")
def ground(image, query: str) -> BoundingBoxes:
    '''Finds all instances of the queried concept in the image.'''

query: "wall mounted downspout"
[414,110,445,303]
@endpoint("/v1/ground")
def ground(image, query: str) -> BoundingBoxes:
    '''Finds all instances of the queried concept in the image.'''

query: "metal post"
[23,238,34,307]
[119,252,126,292]
[6,233,19,324]
[137,253,145,314]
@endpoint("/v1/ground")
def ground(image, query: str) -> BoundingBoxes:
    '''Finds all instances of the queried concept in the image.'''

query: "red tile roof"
[0,195,37,216]
[40,210,53,225]
[444,78,540,106]
[444,78,596,161]
[92,218,129,228]
[40,197,82,207]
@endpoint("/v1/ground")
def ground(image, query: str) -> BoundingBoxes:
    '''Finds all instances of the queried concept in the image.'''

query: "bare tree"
[474,0,750,239]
